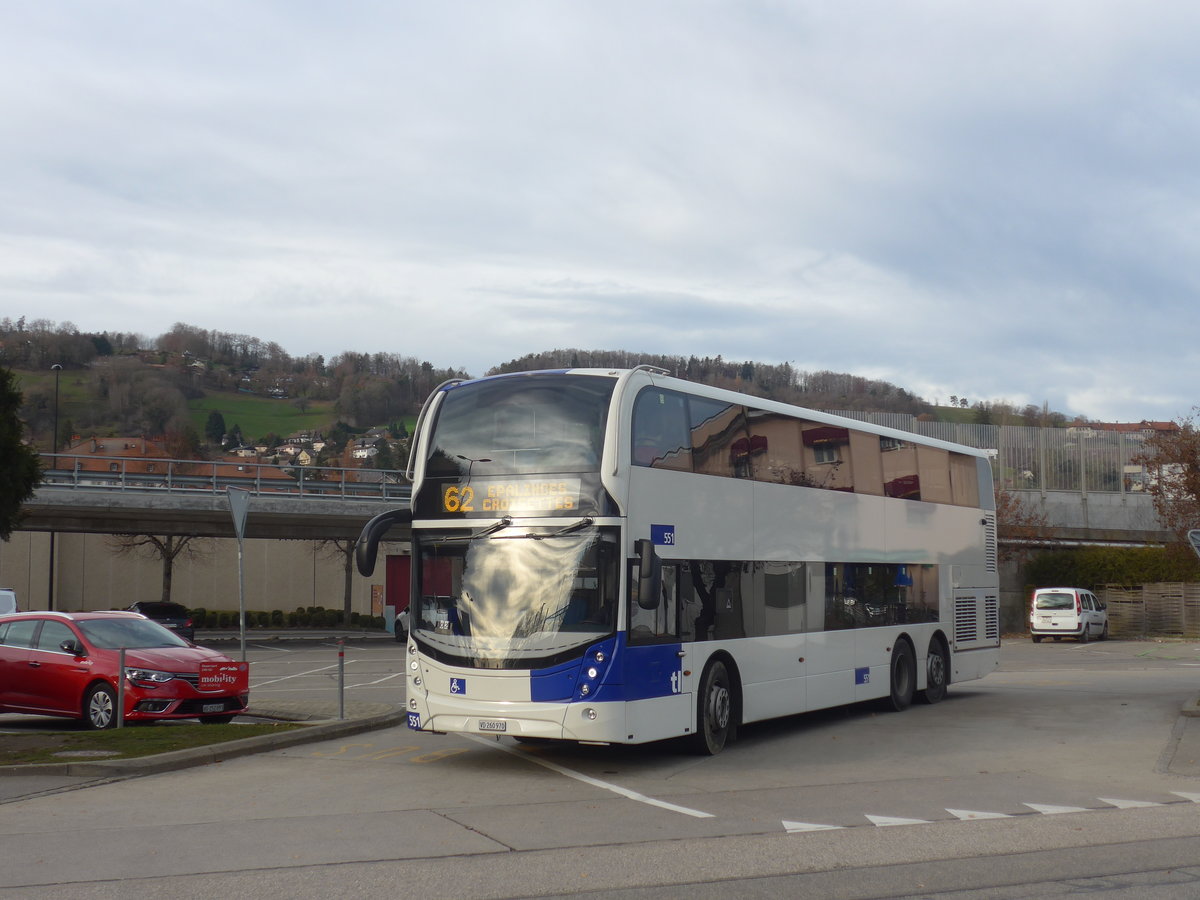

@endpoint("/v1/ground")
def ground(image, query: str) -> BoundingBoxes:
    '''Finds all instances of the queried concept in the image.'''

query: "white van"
[1030,587,1108,643]
[0,589,17,616]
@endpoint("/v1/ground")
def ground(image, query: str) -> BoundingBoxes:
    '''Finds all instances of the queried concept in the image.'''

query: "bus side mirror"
[355,508,414,576]
[635,539,662,610]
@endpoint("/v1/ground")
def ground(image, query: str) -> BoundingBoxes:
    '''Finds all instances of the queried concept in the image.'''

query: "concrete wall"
[0,531,408,616]
[1009,489,1167,540]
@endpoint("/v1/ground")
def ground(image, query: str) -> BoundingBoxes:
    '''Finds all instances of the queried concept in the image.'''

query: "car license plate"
[478,719,506,733]
[202,703,225,714]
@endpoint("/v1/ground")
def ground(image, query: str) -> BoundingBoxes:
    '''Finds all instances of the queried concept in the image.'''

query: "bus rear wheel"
[918,638,948,705]
[693,660,733,755]
[886,640,915,711]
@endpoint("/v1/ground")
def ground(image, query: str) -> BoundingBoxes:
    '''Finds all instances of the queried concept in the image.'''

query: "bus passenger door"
[625,562,691,742]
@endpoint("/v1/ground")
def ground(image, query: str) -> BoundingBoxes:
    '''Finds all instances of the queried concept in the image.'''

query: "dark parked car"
[127,601,194,642]
[0,611,249,729]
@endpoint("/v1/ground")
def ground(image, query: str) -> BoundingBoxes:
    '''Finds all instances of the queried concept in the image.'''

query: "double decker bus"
[356,366,1000,754]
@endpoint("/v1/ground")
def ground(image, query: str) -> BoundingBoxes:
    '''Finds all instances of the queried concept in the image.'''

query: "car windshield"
[414,523,618,667]
[1035,593,1075,611]
[79,618,190,649]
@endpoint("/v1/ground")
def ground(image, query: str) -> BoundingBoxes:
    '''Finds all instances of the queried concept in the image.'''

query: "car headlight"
[125,667,175,687]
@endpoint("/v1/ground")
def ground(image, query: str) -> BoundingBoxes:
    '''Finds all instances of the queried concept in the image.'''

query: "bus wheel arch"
[885,637,916,712]
[692,653,741,756]
[918,633,950,705]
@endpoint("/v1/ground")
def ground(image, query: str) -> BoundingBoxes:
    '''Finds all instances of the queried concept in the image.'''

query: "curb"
[0,704,405,777]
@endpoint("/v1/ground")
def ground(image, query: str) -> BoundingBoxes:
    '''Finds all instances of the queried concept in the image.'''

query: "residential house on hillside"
[285,430,323,447]
[1092,421,1180,439]
[55,438,173,482]
[352,437,380,460]
[212,458,295,488]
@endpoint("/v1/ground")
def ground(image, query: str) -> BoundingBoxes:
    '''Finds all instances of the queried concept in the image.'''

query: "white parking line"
[252,663,341,687]
[468,736,715,819]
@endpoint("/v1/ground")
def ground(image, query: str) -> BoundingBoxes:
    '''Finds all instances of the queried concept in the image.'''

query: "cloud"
[2,2,1199,422]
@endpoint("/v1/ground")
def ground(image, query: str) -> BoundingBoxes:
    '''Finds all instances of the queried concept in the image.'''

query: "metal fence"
[39,453,410,501]
[834,414,1152,495]
[1099,584,1200,639]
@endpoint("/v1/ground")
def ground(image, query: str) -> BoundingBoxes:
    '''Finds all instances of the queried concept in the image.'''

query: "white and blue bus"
[357,366,1000,754]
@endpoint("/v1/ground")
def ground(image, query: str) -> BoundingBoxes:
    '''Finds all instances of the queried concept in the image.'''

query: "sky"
[2,2,1199,423]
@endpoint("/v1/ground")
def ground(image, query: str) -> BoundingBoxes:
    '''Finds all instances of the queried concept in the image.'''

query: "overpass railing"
[38,453,411,502]
[832,414,1156,495]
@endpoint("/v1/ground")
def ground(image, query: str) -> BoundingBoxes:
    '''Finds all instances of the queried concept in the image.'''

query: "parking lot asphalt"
[2,631,1198,780]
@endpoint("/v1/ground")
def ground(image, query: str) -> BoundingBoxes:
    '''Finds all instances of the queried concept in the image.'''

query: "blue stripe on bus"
[529,635,684,703]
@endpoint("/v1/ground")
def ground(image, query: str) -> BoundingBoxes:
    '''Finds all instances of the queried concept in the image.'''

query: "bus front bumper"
[407,694,626,743]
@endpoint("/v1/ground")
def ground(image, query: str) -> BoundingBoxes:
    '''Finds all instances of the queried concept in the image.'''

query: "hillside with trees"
[5,318,1082,465]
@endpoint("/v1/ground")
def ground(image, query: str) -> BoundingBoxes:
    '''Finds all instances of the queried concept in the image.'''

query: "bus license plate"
[202,703,225,713]
[478,719,506,733]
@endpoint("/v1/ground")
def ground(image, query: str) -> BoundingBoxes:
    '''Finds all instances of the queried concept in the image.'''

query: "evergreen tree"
[0,366,43,540]
[205,410,227,445]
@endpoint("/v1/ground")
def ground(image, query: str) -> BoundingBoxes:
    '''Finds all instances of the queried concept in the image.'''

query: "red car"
[0,611,249,729]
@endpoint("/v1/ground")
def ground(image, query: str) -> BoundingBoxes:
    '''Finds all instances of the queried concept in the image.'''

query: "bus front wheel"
[693,660,733,755]
[886,640,915,711]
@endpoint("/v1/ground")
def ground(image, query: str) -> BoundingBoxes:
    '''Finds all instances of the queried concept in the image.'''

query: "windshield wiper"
[432,516,514,544]
[526,517,594,540]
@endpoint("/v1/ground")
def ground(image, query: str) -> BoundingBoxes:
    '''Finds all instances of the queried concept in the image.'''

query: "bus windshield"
[425,374,615,477]
[414,524,619,667]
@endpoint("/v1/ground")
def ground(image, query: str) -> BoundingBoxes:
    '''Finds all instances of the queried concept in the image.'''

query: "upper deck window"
[426,374,615,478]
[631,386,986,509]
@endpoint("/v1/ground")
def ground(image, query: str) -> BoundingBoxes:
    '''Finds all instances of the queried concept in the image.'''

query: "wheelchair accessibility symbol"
[450,677,467,695]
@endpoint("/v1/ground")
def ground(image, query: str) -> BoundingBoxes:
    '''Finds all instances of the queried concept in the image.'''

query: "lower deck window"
[632,559,940,642]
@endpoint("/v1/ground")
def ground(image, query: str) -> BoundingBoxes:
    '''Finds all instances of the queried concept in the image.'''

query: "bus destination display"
[442,478,582,514]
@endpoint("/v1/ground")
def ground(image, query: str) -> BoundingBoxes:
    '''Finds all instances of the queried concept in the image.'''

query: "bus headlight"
[584,708,598,720]
[580,684,590,696]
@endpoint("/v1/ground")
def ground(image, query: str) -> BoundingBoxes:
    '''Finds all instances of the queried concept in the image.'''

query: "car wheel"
[1053,636,1062,641]
[200,715,236,725]
[1031,634,1042,643]
[919,638,948,704]
[886,640,916,711]
[692,660,733,755]
[1100,622,1109,641]
[1079,624,1090,644]
[83,683,117,730]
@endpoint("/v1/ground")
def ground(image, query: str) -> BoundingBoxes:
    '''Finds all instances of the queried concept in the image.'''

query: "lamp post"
[48,364,62,611]
[51,364,62,455]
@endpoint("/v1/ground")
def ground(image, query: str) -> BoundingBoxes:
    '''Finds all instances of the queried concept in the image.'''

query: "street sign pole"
[1188,530,1200,563]
[227,488,251,662]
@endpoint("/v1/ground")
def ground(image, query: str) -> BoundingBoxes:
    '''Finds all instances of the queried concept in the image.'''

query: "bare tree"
[1137,412,1200,551]
[995,487,1053,564]
[316,538,357,624]
[107,534,213,604]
